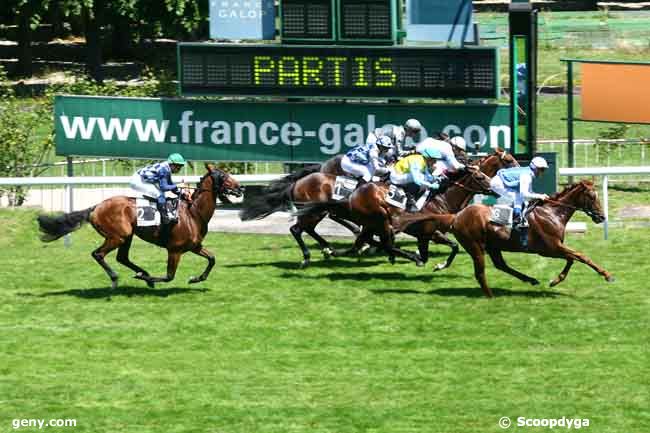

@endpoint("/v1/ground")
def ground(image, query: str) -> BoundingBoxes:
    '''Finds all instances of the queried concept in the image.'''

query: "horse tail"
[37,207,95,242]
[393,212,455,233]
[264,164,321,194]
[293,200,349,218]
[239,185,293,221]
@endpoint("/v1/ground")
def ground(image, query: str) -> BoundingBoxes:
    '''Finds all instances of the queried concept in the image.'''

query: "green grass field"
[1,208,648,433]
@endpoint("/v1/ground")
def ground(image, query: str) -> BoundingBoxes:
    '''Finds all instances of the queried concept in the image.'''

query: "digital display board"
[281,0,334,41]
[178,44,499,99]
[339,0,393,41]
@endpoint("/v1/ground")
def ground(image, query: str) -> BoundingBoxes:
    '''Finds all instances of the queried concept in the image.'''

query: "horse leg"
[459,239,493,298]
[140,251,182,283]
[290,221,312,269]
[188,245,216,284]
[387,244,424,266]
[116,236,154,288]
[487,248,540,286]
[554,243,615,283]
[550,259,574,287]
[329,215,361,235]
[417,236,430,264]
[91,238,123,290]
[380,220,396,265]
[430,231,460,272]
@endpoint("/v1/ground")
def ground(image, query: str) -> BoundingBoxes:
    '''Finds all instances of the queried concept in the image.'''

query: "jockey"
[415,136,466,178]
[366,119,423,159]
[395,119,422,156]
[490,156,550,228]
[341,133,394,183]
[130,153,190,226]
[390,147,443,211]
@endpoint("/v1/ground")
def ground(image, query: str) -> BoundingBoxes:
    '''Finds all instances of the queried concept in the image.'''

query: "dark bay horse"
[37,164,243,289]
[306,165,495,267]
[295,149,518,269]
[397,180,614,297]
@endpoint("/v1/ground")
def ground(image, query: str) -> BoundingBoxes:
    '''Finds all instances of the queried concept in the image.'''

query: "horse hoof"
[147,281,155,289]
[549,279,559,288]
[358,244,371,255]
[416,260,425,267]
[111,280,118,290]
[299,260,310,269]
[606,275,616,283]
[322,247,333,259]
[530,279,540,286]
[188,276,201,284]
[388,256,396,265]
[433,263,446,272]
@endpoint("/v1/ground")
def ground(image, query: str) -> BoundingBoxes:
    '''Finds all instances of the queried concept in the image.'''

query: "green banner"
[55,95,511,162]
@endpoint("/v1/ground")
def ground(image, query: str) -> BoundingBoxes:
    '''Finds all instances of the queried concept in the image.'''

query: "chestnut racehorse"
[37,164,243,289]
[240,142,473,267]
[396,180,614,297]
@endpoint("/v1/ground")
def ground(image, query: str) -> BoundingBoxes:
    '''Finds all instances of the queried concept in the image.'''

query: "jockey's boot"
[414,189,431,211]
[513,207,528,229]
[157,202,172,243]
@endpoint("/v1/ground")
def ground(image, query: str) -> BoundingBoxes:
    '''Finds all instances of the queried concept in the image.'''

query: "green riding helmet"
[167,153,187,165]
[420,147,442,160]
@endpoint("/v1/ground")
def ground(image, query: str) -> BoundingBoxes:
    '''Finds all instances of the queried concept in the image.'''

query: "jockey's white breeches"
[130,173,161,200]
[341,155,373,182]
[490,176,523,209]
[389,170,414,185]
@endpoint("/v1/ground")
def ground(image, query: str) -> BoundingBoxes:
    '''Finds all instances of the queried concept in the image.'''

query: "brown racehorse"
[396,180,614,297]
[296,149,518,269]
[37,164,243,289]
[240,140,473,268]
[303,165,496,266]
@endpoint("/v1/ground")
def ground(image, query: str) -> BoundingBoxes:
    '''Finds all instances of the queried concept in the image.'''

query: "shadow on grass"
[224,258,390,270]
[371,286,572,298]
[18,286,210,300]
[281,270,460,283]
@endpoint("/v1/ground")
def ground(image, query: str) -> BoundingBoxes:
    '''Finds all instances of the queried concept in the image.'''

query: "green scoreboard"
[178,43,499,99]
[281,0,398,44]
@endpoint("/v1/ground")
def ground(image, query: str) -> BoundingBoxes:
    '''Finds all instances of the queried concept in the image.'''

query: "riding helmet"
[530,156,549,170]
[167,153,187,166]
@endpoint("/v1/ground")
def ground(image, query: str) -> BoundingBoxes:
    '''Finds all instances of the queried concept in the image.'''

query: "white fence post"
[603,175,609,241]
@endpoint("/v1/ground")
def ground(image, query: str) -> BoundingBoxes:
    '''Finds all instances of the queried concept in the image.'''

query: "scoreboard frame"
[177,43,500,100]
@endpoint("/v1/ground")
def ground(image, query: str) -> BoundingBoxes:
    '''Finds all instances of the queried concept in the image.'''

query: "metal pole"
[64,156,74,248]
[603,175,609,240]
[567,61,575,184]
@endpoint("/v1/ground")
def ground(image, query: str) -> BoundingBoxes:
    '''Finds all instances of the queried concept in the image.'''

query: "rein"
[450,180,487,195]
[538,197,600,219]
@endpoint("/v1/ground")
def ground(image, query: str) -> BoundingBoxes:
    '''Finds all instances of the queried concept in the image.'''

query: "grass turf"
[0,208,648,433]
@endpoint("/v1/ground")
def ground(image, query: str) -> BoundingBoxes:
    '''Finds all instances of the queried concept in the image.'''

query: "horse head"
[563,180,606,224]
[195,164,244,203]
[476,148,520,177]
[460,165,493,195]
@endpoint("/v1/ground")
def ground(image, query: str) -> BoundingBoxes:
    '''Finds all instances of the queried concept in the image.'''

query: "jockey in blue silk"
[130,153,190,226]
[490,156,550,227]
[415,136,466,177]
[341,132,394,183]
[390,147,444,211]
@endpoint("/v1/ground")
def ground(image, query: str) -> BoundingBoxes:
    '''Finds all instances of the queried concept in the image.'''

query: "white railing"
[0,174,283,213]
[558,166,650,240]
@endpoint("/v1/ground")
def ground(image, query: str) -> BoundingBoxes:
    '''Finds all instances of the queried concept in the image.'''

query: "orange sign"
[582,63,650,124]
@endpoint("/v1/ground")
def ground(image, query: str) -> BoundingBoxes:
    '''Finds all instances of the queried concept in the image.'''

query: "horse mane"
[550,180,594,201]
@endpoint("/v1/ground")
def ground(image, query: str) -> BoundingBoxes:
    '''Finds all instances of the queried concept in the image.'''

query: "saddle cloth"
[333,176,358,201]
[135,198,179,227]
[135,198,161,227]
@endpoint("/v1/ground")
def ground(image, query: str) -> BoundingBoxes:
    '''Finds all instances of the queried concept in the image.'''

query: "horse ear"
[205,163,215,172]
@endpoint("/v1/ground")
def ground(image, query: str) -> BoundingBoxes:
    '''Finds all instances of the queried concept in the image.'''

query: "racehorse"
[292,149,518,269]
[396,180,614,297]
[37,164,243,289]
[302,165,495,268]
[240,139,473,268]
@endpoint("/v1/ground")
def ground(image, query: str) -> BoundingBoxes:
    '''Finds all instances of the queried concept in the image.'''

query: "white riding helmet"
[449,136,466,150]
[376,135,394,149]
[530,156,549,170]
[404,118,422,135]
